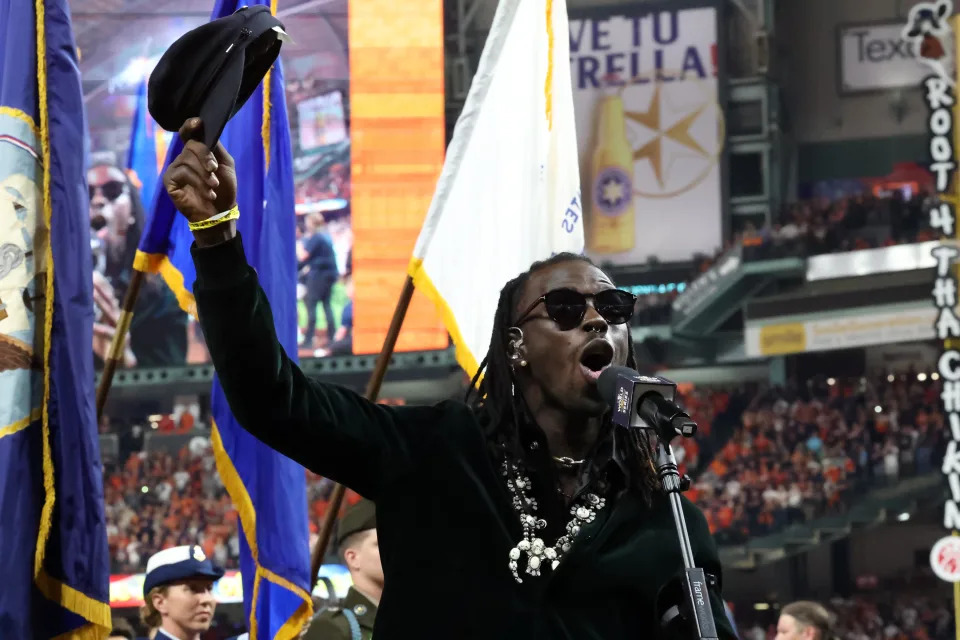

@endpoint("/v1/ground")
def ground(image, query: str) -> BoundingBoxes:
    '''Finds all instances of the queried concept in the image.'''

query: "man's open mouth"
[579,340,614,381]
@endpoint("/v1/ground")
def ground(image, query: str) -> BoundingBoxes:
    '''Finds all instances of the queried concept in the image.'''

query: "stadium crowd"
[619,190,940,333]
[102,422,367,572]
[684,190,937,283]
[103,440,240,574]
[741,189,936,258]
[691,371,944,545]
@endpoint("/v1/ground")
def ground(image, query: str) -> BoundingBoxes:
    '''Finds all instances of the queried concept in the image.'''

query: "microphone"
[599,366,719,640]
[597,366,697,441]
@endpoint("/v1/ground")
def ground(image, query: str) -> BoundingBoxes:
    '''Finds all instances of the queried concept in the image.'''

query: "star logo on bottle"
[623,77,724,199]
[594,167,631,216]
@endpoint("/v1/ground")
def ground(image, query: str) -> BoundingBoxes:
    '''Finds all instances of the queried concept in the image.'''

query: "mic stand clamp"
[641,393,719,640]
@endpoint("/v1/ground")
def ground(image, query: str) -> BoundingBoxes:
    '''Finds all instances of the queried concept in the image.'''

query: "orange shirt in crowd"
[825,466,842,484]
[754,434,773,454]
[721,441,739,463]
[704,509,716,534]
[717,505,734,529]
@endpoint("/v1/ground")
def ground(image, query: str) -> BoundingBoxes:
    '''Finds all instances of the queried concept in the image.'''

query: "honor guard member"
[306,499,381,640]
[140,545,225,640]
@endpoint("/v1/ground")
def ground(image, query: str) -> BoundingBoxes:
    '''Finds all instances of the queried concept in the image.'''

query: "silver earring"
[520,359,527,367]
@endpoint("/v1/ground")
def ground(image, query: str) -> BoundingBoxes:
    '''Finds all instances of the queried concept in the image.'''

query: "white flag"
[408,0,583,379]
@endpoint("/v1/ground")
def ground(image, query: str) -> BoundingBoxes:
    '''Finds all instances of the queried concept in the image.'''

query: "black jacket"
[192,233,737,640]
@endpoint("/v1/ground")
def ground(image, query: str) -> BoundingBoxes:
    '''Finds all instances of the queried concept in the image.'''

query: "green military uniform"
[307,587,377,640]
[304,499,378,640]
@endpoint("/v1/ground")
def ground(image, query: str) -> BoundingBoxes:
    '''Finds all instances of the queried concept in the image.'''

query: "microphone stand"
[640,394,719,640]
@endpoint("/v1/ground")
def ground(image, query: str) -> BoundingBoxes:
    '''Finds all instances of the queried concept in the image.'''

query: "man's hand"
[163,118,239,246]
[92,270,119,326]
[91,270,136,367]
[93,322,136,368]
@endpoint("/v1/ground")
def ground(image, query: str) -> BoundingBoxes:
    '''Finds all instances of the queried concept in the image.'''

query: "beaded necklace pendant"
[501,460,606,583]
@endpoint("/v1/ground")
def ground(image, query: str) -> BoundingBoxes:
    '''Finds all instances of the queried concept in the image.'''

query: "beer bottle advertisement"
[570,5,726,265]
[589,82,635,254]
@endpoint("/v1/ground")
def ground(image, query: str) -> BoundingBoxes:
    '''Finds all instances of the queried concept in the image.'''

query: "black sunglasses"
[89,180,126,202]
[515,288,637,331]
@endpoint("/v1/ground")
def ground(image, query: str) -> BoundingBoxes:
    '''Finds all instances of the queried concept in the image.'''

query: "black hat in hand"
[148,5,291,148]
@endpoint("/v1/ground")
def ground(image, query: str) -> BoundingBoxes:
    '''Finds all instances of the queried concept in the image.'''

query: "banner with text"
[901,0,960,585]
[745,306,937,357]
[837,22,929,93]
[570,3,724,264]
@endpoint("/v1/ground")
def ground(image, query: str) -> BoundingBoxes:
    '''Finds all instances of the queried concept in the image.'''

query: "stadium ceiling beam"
[447,0,486,100]
[96,348,462,397]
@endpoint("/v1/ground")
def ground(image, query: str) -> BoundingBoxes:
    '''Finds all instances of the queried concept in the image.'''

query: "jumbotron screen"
[86,0,447,369]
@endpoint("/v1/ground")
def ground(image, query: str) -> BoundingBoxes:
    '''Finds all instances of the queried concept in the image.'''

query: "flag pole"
[95,267,146,420]
[309,274,417,589]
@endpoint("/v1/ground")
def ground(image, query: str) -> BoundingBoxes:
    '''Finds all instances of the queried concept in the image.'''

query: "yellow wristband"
[189,205,240,231]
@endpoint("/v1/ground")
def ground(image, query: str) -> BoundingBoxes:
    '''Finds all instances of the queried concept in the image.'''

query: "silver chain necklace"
[552,456,585,469]
[501,459,606,583]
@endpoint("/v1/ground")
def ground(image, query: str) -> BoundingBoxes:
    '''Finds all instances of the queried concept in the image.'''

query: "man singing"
[164,118,736,639]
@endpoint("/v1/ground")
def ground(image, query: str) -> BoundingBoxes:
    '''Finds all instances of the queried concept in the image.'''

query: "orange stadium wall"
[348,0,449,354]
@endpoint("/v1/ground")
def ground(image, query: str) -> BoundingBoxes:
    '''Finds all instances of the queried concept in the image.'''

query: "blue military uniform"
[143,545,225,640]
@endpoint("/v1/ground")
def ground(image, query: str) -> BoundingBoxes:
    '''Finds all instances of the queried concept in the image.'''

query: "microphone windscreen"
[597,365,636,408]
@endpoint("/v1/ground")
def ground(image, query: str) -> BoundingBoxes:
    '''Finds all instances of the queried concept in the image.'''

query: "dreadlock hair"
[465,252,660,504]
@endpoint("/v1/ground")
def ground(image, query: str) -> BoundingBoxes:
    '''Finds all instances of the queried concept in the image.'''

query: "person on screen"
[89,153,187,368]
[163,118,735,639]
[298,212,339,350]
[315,274,352,357]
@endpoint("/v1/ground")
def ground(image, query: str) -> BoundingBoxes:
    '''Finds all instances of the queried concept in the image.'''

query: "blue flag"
[127,77,161,210]
[136,3,313,638]
[0,0,111,637]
